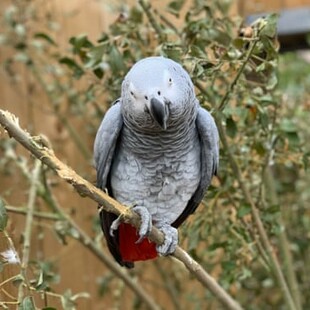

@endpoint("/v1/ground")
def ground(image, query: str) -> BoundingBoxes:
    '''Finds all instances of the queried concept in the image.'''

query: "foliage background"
[0,0,309,309]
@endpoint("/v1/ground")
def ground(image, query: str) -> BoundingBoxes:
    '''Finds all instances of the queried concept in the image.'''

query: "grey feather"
[94,99,123,189]
[172,107,219,227]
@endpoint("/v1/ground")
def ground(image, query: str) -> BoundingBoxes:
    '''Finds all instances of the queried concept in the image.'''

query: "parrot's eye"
[130,91,135,98]
[157,91,161,96]
[169,78,172,83]
[144,95,148,100]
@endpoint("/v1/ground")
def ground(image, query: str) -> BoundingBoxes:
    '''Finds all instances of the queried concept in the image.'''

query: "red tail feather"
[119,223,157,262]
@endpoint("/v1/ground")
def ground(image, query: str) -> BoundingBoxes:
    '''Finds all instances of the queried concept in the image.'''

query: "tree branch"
[0,109,244,310]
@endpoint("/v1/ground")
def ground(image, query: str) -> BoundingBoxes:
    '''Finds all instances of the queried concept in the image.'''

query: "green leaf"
[266,74,278,90]
[84,44,105,69]
[98,273,114,297]
[208,242,228,251]
[59,57,84,79]
[258,110,269,130]
[266,204,280,214]
[0,198,8,231]
[187,227,200,251]
[167,0,185,17]
[69,35,93,54]
[302,152,310,171]
[15,24,26,37]
[226,117,237,138]
[20,296,36,310]
[35,269,47,290]
[280,118,296,133]
[34,32,57,46]
[260,14,278,38]
[93,68,104,79]
[14,52,31,64]
[4,5,17,25]
[286,132,300,147]
[238,267,252,281]
[108,46,125,73]
[161,43,182,62]
[237,204,251,218]
[130,7,143,23]
[222,261,236,272]
[253,141,266,156]
[61,290,75,310]
[255,62,266,72]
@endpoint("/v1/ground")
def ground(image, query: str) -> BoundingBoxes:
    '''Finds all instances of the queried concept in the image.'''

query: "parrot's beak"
[149,98,170,130]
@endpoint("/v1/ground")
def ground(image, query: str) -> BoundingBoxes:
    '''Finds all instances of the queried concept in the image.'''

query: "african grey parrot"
[94,56,219,268]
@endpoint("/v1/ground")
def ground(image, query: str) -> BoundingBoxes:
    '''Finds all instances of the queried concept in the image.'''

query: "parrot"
[94,56,219,268]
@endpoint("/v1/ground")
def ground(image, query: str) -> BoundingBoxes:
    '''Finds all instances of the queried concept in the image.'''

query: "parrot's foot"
[132,206,152,244]
[109,205,152,241]
[156,224,178,256]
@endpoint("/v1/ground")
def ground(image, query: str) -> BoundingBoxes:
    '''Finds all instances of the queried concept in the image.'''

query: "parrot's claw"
[132,206,152,244]
[156,224,178,256]
[110,215,123,237]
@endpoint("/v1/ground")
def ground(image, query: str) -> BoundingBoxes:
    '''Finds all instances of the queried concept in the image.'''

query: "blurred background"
[0,0,309,309]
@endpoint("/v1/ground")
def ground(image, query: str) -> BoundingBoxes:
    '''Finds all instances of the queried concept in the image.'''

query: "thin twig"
[153,260,181,310]
[153,8,180,36]
[6,206,60,221]
[30,65,92,160]
[263,168,302,310]
[0,109,244,310]
[138,0,165,41]
[17,160,41,303]
[215,38,259,112]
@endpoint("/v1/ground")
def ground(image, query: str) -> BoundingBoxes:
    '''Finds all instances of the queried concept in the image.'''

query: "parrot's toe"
[109,215,122,237]
[132,206,152,243]
[156,224,178,256]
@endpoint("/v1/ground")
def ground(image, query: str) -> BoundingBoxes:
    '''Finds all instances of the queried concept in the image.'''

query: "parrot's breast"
[110,125,201,224]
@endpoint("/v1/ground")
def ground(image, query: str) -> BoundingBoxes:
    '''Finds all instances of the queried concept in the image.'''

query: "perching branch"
[0,109,244,310]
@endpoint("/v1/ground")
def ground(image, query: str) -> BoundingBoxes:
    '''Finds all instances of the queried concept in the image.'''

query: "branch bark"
[0,109,244,310]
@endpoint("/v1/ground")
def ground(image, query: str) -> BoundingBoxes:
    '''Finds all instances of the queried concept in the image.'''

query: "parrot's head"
[121,56,197,131]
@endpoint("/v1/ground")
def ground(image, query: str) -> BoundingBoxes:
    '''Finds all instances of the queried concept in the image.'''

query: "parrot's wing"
[94,100,133,268]
[94,99,123,189]
[172,107,219,227]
